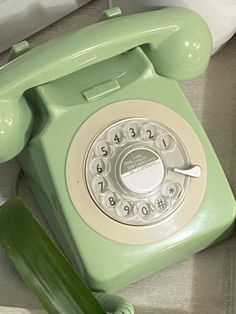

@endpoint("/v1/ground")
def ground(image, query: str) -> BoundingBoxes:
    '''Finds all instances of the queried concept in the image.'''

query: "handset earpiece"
[142,8,212,80]
[0,7,212,163]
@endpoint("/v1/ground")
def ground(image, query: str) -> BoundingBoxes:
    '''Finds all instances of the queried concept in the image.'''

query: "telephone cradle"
[0,7,235,293]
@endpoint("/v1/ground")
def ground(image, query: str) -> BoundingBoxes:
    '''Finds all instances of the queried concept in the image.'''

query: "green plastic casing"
[0,8,235,292]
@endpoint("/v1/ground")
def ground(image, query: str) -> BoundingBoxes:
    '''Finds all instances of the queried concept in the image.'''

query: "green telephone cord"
[11,169,134,314]
[94,292,134,314]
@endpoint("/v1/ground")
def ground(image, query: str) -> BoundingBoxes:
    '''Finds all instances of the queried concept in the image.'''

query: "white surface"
[0,0,91,53]
[110,0,236,54]
[0,0,236,313]
[121,157,164,194]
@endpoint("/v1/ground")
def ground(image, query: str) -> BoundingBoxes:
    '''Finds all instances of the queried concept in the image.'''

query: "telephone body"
[0,7,235,292]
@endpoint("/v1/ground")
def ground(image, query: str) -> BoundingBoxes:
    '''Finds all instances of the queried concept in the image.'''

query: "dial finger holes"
[86,117,190,226]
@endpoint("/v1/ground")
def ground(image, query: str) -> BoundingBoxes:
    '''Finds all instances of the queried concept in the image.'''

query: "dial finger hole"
[108,127,123,145]
[155,133,176,152]
[92,177,108,194]
[137,203,152,220]
[142,123,157,141]
[125,122,140,140]
[90,158,108,176]
[95,140,111,157]
[103,192,118,209]
[118,201,133,218]
[154,196,170,214]
[165,182,182,199]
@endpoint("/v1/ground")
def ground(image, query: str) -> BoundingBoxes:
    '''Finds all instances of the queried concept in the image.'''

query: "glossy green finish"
[19,46,235,292]
[0,7,211,162]
[0,198,105,314]
[0,8,234,293]
[8,41,30,61]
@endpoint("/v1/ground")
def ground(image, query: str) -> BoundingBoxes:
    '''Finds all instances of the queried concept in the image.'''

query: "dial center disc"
[119,148,165,194]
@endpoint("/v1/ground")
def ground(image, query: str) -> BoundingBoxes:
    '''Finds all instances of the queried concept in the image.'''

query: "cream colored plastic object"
[0,0,91,53]
[85,118,191,226]
[66,100,207,245]
[110,0,236,54]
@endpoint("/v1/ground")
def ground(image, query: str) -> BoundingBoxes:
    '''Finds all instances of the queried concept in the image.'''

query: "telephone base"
[18,47,236,292]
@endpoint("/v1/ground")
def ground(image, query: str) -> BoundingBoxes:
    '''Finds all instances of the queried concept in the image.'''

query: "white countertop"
[0,1,236,313]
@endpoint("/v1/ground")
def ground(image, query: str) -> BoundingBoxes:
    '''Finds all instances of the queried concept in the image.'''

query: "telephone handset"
[0,7,235,292]
[0,7,211,163]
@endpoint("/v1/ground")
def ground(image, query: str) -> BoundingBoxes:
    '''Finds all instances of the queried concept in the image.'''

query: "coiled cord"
[94,292,134,314]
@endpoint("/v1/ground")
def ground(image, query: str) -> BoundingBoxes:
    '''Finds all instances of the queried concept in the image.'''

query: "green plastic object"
[0,197,105,314]
[0,7,212,163]
[0,7,235,295]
